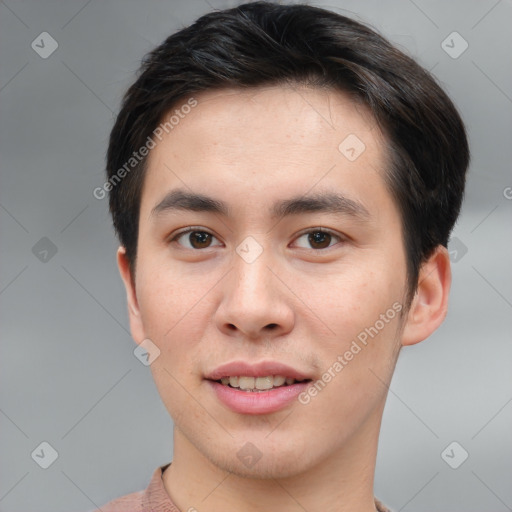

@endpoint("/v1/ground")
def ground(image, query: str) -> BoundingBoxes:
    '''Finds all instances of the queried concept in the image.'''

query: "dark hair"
[106,1,469,305]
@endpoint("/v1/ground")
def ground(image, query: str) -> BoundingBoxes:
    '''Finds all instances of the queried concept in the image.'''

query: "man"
[99,2,469,510]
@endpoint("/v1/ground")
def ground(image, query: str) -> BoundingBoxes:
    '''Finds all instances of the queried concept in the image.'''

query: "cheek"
[140,272,211,418]
[135,263,209,364]
[307,262,401,330]
[297,301,403,431]
[301,259,405,377]
[137,249,198,324]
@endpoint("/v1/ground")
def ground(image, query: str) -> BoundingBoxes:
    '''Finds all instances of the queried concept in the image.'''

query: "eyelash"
[168,226,345,251]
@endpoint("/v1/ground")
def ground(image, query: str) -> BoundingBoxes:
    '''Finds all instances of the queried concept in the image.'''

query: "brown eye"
[188,231,213,249]
[171,228,222,250]
[308,231,332,249]
[294,229,342,250]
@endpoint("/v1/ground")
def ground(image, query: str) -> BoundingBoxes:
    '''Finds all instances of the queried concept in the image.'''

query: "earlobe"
[116,246,146,343]
[401,245,452,347]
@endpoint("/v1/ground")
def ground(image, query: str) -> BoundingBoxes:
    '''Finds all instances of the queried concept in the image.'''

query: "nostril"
[266,323,278,330]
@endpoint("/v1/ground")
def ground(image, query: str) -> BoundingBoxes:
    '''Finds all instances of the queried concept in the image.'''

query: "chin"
[214,452,313,480]
[201,435,322,480]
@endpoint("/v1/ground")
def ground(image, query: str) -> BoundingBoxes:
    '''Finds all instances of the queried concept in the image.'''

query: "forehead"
[160,85,380,150]
[141,85,390,218]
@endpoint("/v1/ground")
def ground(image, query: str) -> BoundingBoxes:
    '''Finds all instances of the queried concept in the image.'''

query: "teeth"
[220,375,296,390]
[273,375,286,386]
[255,376,273,390]
[238,376,255,390]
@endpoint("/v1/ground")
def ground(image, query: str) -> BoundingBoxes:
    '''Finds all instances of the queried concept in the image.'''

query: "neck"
[163,407,383,512]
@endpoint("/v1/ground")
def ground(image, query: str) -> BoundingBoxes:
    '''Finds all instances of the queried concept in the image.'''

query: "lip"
[205,360,312,381]
[205,360,313,415]
[207,380,311,415]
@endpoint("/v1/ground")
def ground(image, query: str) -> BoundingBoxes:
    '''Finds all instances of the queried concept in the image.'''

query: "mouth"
[212,375,311,392]
[205,361,314,414]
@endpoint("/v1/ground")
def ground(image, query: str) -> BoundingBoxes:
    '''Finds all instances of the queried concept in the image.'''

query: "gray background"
[0,0,511,510]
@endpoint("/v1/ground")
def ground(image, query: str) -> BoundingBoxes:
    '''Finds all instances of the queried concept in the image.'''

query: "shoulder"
[88,463,175,512]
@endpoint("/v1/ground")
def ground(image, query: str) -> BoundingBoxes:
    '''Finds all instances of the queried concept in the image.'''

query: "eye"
[170,227,223,250]
[169,227,345,251]
[293,228,344,250]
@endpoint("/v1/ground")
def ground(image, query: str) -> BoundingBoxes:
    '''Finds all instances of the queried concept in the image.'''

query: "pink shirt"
[95,464,392,511]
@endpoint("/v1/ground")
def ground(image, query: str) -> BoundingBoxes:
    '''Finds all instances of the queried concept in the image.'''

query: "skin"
[117,85,451,512]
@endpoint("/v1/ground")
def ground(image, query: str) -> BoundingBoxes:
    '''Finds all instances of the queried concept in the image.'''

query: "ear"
[117,246,146,344]
[401,245,452,346]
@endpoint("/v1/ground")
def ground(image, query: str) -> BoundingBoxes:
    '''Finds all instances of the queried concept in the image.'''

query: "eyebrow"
[150,188,370,221]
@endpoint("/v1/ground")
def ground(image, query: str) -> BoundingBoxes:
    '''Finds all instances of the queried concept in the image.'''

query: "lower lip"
[207,380,310,415]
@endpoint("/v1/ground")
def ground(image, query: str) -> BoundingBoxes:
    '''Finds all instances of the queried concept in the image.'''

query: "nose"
[214,249,295,341]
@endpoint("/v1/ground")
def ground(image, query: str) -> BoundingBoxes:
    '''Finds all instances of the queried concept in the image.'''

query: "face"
[122,85,412,478]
